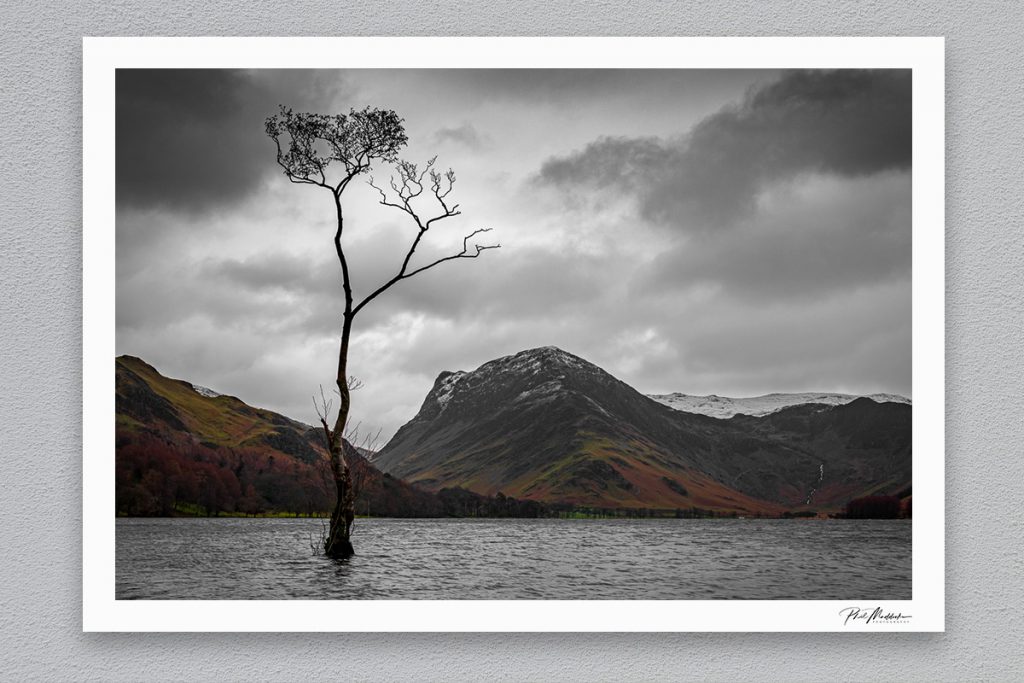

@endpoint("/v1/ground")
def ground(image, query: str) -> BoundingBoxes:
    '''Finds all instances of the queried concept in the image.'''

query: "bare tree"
[310,386,382,554]
[267,106,498,559]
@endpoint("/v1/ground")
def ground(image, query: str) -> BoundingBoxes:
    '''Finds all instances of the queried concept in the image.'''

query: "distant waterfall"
[805,464,825,505]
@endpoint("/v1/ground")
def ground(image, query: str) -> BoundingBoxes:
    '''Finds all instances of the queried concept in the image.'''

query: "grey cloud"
[670,284,911,394]
[123,228,613,350]
[118,265,314,335]
[422,69,767,107]
[537,69,911,230]
[433,123,487,150]
[637,171,912,301]
[116,69,346,215]
[538,136,673,194]
[347,243,615,333]
[206,216,618,334]
[208,252,337,293]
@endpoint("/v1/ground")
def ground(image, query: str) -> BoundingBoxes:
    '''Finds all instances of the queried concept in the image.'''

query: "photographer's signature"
[839,606,912,626]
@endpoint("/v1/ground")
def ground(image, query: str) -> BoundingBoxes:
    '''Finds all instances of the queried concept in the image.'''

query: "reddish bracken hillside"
[116,356,441,517]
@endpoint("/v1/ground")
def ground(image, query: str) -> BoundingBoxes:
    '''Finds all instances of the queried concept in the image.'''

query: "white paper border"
[83,36,945,632]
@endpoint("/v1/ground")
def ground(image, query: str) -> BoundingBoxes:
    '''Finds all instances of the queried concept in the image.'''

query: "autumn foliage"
[116,431,331,517]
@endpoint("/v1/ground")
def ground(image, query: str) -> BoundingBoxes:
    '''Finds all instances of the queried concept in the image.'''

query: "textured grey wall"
[2,1,1023,681]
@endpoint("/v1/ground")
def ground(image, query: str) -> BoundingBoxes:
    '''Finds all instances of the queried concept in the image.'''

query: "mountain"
[648,391,910,419]
[374,347,912,513]
[726,399,912,507]
[116,355,444,517]
[116,351,912,518]
[117,355,322,463]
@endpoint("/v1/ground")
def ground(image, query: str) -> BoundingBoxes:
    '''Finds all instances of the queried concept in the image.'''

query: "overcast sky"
[116,68,912,441]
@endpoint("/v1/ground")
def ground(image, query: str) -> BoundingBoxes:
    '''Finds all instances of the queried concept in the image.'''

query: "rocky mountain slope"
[374,347,912,513]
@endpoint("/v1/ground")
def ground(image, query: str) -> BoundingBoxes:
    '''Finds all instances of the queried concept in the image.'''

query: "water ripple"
[116,518,911,600]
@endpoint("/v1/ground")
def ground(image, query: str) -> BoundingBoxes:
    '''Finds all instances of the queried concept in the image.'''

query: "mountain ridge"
[649,390,910,419]
[116,354,625,520]
[116,349,912,518]
[375,346,911,513]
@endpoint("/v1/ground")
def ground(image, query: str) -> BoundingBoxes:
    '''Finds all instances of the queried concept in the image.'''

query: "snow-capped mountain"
[647,392,910,419]
[375,346,911,512]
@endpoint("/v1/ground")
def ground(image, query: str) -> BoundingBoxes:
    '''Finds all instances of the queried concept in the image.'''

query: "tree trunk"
[324,317,355,559]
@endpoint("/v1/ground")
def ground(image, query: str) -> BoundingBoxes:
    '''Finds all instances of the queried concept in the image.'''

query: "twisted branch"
[357,161,499,316]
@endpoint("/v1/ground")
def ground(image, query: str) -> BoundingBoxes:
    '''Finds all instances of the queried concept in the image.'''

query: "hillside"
[116,351,912,518]
[116,356,444,517]
[648,391,910,419]
[374,347,912,513]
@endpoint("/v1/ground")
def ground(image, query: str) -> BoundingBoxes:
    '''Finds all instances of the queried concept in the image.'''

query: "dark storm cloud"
[433,69,766,107]
[636,172,912,301]
[454,69,643,98]
[116,69,345,214]
[537,69,911,229]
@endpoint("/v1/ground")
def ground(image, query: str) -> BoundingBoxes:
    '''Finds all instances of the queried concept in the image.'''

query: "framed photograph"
[83,37,944,631]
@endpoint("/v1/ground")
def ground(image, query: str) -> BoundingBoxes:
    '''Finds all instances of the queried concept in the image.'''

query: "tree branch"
[404,228,501,279]
[356,159,498,317]
[272,136,333,190]
[312,385,334,454]
[352,227,499,316]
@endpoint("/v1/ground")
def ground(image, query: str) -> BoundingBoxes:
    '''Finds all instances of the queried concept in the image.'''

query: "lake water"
[116,517,911,600]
